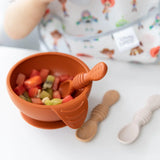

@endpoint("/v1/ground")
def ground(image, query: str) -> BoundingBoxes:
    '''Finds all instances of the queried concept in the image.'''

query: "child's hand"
[5,0,54,39]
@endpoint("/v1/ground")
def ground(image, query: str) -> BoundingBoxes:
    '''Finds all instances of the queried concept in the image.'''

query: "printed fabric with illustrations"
[39,0,160,64]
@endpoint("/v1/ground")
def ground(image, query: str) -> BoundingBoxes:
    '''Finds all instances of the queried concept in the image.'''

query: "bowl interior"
[10,52,90,96]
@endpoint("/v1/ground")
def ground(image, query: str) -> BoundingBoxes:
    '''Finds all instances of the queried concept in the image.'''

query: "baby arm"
[4,0,53,39]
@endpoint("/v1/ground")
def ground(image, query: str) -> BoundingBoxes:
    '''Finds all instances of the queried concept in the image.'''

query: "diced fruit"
[40,90,51,99]
[50,98,62,105]
[45,88,53,98]
[43,99,53,105]
[19,95,28,101]
[19,95,25,100]
[62,95,73,103]
[15,69,75,105]
[23,91,32,102]
[37,85,42,90]
[42,97,50,104]
[16,73,26,86]
[44,98,62,105]
[19,92,31,102]
[14,85,26,95]
[53,90,61,99]
[31,98,43,104]
[59,75,71,82]
[40,69,50,82]
[24,76,42,89]
[23,91,30,98]
[68,76,74,80]
[43,75,55,89]
[36,89,41,98]
[28,87,39,98]
[52,77,60,91]
[30,69,40,77]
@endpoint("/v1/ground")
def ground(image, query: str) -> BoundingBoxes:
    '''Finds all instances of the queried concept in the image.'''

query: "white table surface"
[1,46,160,160]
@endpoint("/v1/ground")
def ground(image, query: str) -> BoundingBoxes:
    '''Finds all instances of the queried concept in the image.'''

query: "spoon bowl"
[76,120,98,142]
[59,62,108,98]
[118,123,140,144]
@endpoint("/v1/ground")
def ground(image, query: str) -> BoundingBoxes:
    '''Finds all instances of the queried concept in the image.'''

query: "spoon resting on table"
[117,95,160,144]
[59,62,107,98]
[75,90,120,142]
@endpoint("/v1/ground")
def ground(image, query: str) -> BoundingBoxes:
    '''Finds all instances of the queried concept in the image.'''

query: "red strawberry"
[37,85,42,90]
[30,69,40,77]
[16,73,26,86]
[62,95,73,103]
[59,75,71,82]
[52,77,60,91]
[40,69,50,82]
[28,87,39,98]
[31,98,43,104]
[68,76,74,80]
[24,76,42,89]
[14,85,26,96]
[53,90,61,99]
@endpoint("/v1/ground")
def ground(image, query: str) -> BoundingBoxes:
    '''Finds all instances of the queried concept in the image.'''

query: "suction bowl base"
[21,112,66,129]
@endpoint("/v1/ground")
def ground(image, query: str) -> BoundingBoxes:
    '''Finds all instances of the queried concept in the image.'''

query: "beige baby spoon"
[76,90,120,142]
[118,95,160,144]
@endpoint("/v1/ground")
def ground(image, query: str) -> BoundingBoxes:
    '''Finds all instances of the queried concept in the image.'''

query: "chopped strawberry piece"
[59,75,73,82]
[37,85,42,90]
[16,73,26,86]
[68,76,74,80]
[15,69,75,105]
[28,87,39,98]
[31,98,43,104]
[53,90,61,99]
[14,85,26,96]
[52,77,60,91]
[62,95,73,103]
[30,69,40,78]
[40,69,50,82]
[24,76,42,89]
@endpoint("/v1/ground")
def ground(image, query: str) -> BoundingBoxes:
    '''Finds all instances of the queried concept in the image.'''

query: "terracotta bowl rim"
[6,52,92,109]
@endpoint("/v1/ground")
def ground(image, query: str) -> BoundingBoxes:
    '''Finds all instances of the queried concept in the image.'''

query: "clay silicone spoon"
[59,62,107,98]
[118,95,160,144]
[75,90,120,142]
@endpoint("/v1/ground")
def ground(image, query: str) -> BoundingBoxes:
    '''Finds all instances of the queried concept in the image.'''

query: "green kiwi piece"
[50,98,62,105]
[40,90,51,99]
[43,75,55,89]
[45,88,53,98]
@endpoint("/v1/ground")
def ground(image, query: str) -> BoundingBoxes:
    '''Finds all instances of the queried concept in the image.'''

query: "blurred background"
[0,0,39,50]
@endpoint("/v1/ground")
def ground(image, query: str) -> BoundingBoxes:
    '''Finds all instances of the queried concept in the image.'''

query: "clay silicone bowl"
[7,52,92,129]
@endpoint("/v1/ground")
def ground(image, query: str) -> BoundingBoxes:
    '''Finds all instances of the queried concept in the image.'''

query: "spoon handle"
[76,90,120,142]
[72,62,107,89]
[133,95,160,127]
[118,95,160,144]
[133,108,152,127]
[90,104,110,122]
[90,90,120,122]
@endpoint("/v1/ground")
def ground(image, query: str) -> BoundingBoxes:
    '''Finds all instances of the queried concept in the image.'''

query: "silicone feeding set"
[7,52,107,129]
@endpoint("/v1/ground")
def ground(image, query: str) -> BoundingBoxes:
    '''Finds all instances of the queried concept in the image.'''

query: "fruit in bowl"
[7,52,107,129]
[14,69,75,106]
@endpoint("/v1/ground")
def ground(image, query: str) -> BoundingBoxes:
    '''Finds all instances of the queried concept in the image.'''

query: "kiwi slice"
[43,75,55,89]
